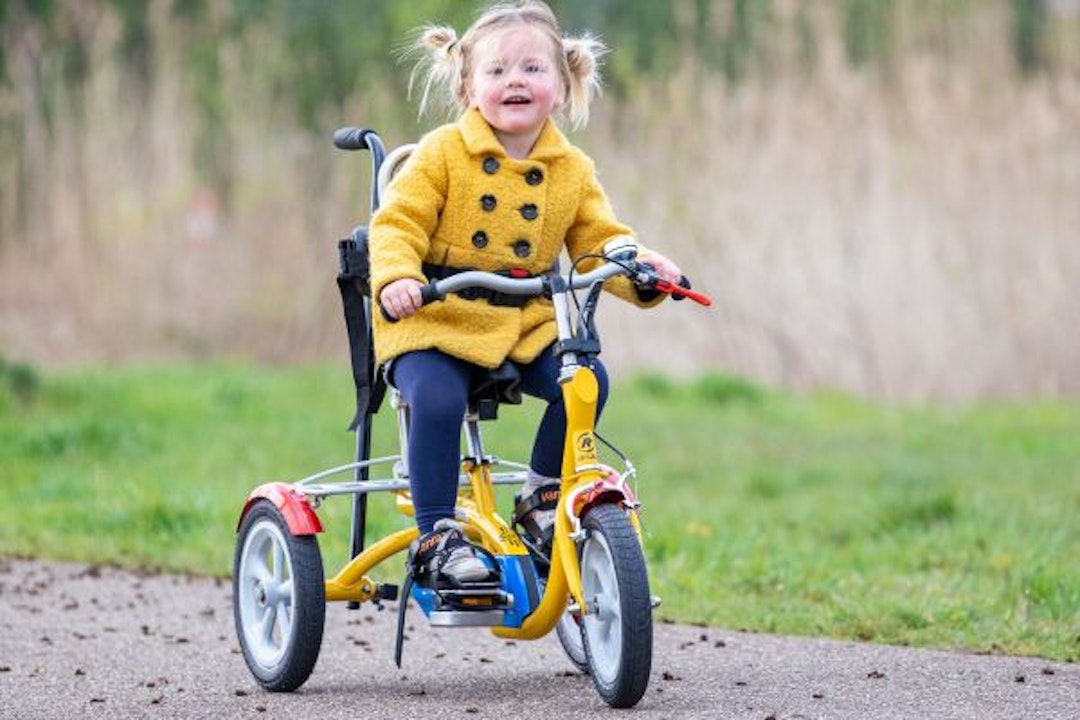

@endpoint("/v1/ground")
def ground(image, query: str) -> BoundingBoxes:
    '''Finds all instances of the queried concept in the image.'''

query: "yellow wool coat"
[370,108,662,369]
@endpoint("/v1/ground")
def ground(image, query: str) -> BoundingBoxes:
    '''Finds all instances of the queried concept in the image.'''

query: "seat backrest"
[376,144,416,208]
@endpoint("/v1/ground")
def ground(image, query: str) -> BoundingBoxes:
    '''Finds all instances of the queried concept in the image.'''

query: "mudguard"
[572,467,638,519]
[237,482,323,536]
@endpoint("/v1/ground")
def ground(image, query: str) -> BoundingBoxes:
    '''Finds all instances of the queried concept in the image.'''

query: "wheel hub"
[254,580,268,607]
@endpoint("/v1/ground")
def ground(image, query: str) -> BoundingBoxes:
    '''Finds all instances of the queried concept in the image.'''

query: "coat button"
[512,239,531,258]
[472,230,489,248]
[524,167,543,185]
[482,157,500,174]
[519,203,538,220]
[481,194,497,212]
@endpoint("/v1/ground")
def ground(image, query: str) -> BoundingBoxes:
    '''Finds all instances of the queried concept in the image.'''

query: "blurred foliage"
[1,0,1071,115]
[0,355,40,406]
[0,0,1074,218]
[1011,0,1050,74]
[840,0,896,69]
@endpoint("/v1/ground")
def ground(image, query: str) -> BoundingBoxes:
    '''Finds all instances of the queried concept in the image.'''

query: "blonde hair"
[406,0,606,129]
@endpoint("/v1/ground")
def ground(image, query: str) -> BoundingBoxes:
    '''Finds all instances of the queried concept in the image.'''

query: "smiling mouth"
[503,97,531,105]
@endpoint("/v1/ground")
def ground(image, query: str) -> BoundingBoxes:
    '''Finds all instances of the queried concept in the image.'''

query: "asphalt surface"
[1,557,1076,719]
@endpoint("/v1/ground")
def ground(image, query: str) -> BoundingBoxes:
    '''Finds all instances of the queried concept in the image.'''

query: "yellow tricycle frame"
[315,358,633,640]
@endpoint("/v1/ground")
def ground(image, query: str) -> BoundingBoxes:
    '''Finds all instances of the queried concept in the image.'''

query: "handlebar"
[380,257,711,323]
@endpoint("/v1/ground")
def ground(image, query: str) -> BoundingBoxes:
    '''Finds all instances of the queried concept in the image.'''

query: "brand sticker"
[574,431,598,466]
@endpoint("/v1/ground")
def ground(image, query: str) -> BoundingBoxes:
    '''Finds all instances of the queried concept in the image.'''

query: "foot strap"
[410,525,502,591]
[512,483,560,558]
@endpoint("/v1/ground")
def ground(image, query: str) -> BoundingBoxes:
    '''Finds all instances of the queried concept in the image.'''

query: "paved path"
[1,558,1076,719]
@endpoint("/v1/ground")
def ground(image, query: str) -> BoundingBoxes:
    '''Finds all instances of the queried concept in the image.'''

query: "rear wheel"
[579,503,653,708]
[555,605,590,673]
[233,499,325,692]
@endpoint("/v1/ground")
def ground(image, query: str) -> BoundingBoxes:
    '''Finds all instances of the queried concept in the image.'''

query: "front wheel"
[233,499,325,692]
[579,503,653,708]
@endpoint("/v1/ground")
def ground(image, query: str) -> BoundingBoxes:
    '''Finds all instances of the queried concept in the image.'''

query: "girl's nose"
[506,67,525,86]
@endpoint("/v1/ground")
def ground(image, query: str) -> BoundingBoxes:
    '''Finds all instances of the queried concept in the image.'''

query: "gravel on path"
[1,557,1076,719]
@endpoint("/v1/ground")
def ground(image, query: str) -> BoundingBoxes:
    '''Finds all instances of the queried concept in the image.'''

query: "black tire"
[579,503,653,708]
[233,499,325,692]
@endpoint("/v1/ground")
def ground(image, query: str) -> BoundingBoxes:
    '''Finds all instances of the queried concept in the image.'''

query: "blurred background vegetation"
[1,0,1079,400]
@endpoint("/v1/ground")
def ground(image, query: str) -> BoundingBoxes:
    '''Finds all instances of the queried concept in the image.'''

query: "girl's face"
[467,26,563,155]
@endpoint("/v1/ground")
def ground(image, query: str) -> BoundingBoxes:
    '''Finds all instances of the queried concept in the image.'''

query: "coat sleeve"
[563,156,665,308]
[369,135,449,300]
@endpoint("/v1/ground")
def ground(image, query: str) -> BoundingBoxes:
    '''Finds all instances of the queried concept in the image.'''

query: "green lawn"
[2,360,1077,660]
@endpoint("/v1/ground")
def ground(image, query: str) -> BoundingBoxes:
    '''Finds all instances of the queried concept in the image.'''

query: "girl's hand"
[380,278,425,320]
[638,249,683,285]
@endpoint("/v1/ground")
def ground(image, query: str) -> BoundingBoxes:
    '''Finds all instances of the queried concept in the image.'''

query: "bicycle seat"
[468,361,522,420]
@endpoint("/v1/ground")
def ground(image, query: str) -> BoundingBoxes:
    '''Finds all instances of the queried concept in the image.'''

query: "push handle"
[333,127,378,151]
[333,126,387,212]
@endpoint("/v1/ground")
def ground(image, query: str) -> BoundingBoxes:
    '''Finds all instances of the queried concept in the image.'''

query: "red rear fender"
[237,482,323,536]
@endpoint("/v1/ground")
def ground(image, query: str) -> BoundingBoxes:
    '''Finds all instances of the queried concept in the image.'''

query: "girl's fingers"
[381,279,425,319]
[642,252,682,284]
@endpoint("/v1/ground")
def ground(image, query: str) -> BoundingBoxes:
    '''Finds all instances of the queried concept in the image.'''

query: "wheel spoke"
[260,604,277,647]
[276,598,293,641]
[278,578,294,605]
[247,550,272,584]
[272,543,286,583]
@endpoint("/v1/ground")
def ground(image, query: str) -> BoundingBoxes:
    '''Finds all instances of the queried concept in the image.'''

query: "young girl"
[370,0,682,589]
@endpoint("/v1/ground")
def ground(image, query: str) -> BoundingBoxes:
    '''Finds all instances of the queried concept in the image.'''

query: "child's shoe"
[410,519,499,590]
[512,483,560,569]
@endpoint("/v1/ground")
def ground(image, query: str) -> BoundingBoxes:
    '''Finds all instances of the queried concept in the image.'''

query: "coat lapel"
[457,108,570,162]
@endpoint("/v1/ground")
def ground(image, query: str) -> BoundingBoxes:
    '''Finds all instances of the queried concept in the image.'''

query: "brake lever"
[633,263,713,307]
[671,276,691,302]
[654,278,713,306]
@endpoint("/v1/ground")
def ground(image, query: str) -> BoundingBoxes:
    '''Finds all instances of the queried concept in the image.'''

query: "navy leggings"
[391,347,609,534]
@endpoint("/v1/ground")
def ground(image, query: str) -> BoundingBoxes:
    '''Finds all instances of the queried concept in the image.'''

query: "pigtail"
[406,24,467,120]
[562,33,607,129]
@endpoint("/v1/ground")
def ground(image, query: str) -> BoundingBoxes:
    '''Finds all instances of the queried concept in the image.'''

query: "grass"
[2,362,1078,661]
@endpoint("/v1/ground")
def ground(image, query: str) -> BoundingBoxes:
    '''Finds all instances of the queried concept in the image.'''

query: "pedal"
[429,609,506,627]
[437,587,513,611]
[426,587,513,627]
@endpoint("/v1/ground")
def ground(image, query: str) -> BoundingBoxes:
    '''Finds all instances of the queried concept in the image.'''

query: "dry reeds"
[1,2,1078,401]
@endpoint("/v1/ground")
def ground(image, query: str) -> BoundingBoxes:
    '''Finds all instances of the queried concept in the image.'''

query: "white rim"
[237,518,296,670]
[581,531,621,683]
[558,607,587,665]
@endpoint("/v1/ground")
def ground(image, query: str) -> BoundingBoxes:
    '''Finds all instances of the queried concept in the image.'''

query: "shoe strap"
[513,483,560,522]
[412,525,501,587]
[414,526,465,572]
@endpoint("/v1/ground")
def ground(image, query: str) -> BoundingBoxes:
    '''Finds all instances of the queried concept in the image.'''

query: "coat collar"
[458,108,570,162]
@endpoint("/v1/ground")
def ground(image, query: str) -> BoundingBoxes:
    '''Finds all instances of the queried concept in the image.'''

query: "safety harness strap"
[338,236,387,430]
